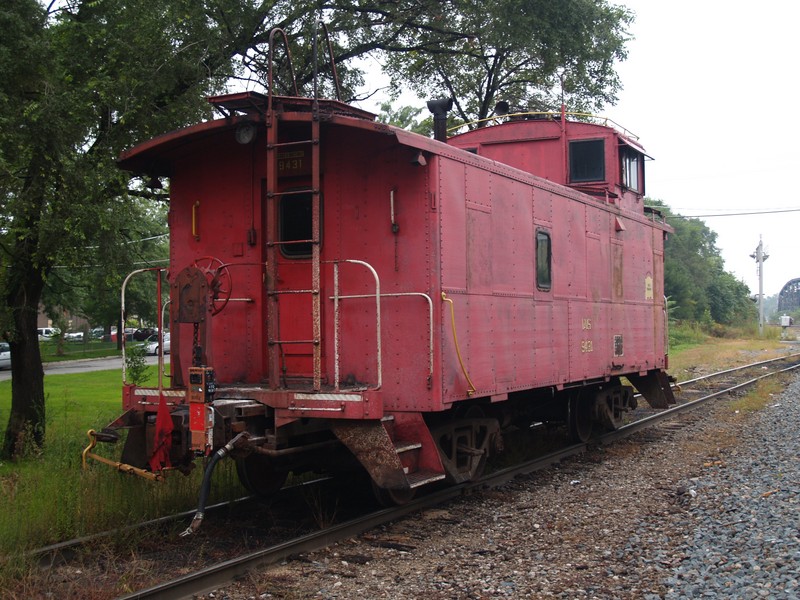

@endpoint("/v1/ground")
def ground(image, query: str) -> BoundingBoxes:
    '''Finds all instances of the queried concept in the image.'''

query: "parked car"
[37,327,60,340]
[0,342,10,370]
[65,331,84,341]
[144,332,170,355]
[133,327,158,341]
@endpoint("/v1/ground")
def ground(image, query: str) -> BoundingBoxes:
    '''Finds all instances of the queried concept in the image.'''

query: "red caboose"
[84,68,673,504]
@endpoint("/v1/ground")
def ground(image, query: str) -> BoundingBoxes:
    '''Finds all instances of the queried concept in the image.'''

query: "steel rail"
[26,497,252,569]
[608,358,800,443]
[54,353,800,563]
[117,357,800,599]
[672,351,800,388]
[24,477,335,567]
[119,446,594,599]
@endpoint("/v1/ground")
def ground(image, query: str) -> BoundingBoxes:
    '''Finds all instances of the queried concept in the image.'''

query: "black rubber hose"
[180,432,245,536]
[198,450,223,515]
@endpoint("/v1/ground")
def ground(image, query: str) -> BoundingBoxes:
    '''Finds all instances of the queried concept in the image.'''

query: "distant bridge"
[778,278,800,312]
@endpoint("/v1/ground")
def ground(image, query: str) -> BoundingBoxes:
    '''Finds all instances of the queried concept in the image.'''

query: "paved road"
[0,355,167,382]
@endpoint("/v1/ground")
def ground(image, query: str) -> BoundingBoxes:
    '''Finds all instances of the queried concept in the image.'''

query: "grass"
[678,373,791,469]
[0,366,244,567]
[665,329,796,466]
[728,376,786,416]
[38,339,122,363]
[668,330,793,382]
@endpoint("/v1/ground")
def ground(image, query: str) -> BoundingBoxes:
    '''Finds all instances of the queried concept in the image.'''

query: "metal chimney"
[427,97,454,142]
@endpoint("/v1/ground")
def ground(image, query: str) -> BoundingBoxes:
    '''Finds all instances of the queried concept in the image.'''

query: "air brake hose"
[180,432,246,536]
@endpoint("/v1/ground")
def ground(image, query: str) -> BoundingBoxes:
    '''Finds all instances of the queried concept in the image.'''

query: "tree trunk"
[2,266,46,458]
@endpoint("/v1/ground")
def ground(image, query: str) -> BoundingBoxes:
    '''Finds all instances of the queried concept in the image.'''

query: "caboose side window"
[279,192,316,257]
[569,139,605,183]
[621,147,642,192]
[536,230,552,291]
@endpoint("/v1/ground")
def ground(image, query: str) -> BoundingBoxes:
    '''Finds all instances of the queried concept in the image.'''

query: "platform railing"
[121,267,166,386]
[330,259,435,392]
[447,110,641,141]
[332,259,381,391]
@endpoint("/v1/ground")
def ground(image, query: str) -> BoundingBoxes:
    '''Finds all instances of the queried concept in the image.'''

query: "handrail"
[331,291,434,388]
[313,20,341,102]
[447,110,640,141]
[159,299,172,389]
[121,268,166,384]
[332,259,382,391]
[266,28,299,116]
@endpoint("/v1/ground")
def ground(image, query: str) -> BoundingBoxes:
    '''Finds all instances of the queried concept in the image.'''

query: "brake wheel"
[192,256,232,315]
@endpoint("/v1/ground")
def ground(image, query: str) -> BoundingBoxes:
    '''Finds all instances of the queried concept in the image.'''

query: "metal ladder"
[263,26,340,392]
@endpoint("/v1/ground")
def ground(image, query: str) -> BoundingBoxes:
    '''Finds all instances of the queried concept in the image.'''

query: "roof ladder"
[264,29,322,391]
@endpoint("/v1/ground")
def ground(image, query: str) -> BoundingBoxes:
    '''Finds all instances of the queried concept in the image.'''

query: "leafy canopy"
[379,0,633,124]
[647,199,755,326]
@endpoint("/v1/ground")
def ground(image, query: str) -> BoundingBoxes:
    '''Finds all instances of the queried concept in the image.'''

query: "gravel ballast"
[663,376,800,599]
[204,371,800,599]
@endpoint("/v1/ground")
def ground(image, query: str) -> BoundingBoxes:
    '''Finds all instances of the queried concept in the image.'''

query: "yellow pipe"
[441,292,476,396]
[192,200,200,240]
[81,430,163,482]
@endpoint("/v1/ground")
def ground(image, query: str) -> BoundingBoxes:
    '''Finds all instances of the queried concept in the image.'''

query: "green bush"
[124,343,148,386]
[668,321,707,350]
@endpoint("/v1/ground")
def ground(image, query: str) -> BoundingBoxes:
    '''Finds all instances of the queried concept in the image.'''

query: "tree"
[376,101,430,134]
[222,1,632,124]
[646,200,756,326]
[379,0,633,125]
[0,0,232,457]
[43,198,169,339]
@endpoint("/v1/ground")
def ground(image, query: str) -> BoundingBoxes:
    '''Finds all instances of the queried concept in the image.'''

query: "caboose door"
[263,117,325,390]
[266,187,321,382]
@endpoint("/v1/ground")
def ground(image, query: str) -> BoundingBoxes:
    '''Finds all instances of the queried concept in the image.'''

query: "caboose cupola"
[447,109,649,212]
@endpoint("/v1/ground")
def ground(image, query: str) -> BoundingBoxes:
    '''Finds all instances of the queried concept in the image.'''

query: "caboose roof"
[118,92,379,177]
[449,117,650,157]
[118,116,238,176]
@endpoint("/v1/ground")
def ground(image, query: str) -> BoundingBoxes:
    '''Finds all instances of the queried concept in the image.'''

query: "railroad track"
[668,351,800,399]
[111,352,800,600]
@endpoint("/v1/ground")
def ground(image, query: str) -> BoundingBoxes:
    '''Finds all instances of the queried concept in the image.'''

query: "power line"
[51,258,169,269]
[656,208,800,219]
[128,233,168,243]
[83,233,168,250]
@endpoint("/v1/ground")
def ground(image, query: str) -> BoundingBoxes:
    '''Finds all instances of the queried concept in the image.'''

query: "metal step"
[394,441,422,454]
[407,470,446,489]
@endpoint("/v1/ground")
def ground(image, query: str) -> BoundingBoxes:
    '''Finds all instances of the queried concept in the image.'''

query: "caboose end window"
[536,230,552,291]
[279,192,315,257]
[621,147,642,192]
[569,139,605,183]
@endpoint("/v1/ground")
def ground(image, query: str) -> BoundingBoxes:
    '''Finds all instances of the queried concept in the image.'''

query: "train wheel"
[371,480,415,507]
[433,407,497,484]
[568,394,594,443]
[460,406,490,480]
[235,455,288,498]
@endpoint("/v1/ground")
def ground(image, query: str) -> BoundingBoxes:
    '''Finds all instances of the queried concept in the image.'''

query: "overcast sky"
[604,0,800,298]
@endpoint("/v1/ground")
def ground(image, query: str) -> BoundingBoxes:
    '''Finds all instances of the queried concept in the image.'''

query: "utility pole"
[750,236,769,335]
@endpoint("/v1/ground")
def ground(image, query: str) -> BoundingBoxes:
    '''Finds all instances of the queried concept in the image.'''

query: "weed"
[0,368,245,582]
[124,343,148,386]
[728,377,786,417]
[303,485,339,529]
